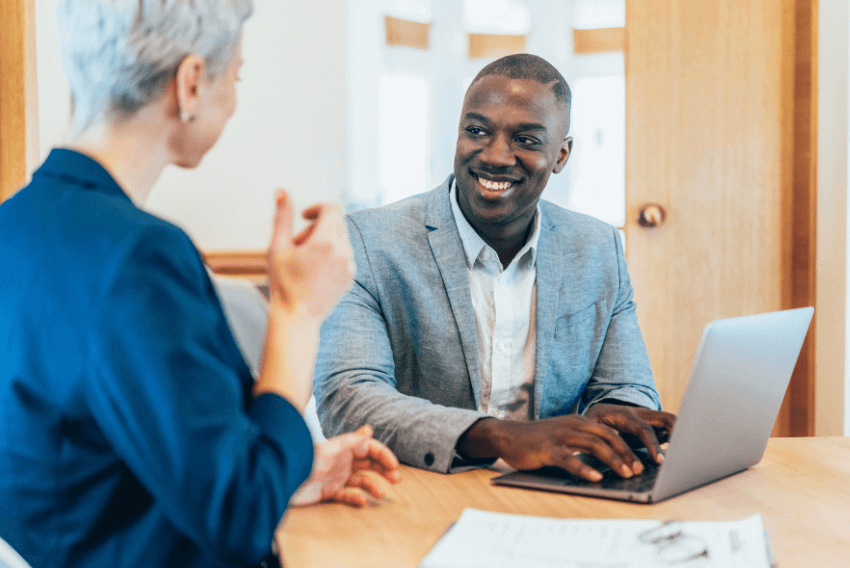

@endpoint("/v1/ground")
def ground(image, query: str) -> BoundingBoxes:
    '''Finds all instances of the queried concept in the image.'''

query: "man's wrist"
[585,399,642,415]
[597,399,641,407]
[456,417,505,460]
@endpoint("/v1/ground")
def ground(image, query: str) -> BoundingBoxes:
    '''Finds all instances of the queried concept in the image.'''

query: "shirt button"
[497,342,507,353]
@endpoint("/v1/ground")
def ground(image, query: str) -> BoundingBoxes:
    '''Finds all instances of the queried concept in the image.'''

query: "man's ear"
[174,54,206,122]
[553,136,573,174]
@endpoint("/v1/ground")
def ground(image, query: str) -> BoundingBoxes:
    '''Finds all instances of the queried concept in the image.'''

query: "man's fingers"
[565,431,638,478]
[552,448,604,482]
[583,422,645,475]
[633,409,677,458]
[619,419,665,464]
[648,411,677,435]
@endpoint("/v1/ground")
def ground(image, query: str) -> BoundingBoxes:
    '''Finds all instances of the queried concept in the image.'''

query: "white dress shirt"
[450,183,541,421]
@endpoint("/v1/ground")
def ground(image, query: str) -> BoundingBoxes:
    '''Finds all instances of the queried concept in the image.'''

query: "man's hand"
[457,415,655,482]
[584,403,676,465]
[289,425,401,507]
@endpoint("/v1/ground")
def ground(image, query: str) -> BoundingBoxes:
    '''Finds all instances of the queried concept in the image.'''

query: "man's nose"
[478,134,515,168]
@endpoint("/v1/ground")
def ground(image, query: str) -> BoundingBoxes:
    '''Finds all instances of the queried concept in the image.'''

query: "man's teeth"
[476,177,514,191]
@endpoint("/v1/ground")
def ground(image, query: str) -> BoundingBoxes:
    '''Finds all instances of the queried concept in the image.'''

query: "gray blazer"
[314,176,660,473]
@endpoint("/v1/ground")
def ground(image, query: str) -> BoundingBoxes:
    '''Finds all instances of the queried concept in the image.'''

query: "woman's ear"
[174,55,206,123]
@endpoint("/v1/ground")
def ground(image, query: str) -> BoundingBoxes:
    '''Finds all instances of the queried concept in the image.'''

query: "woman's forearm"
[254,298,323,412]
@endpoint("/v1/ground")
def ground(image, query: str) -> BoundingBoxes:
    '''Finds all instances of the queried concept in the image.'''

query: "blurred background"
[30,0,628,248]
[3,0,848,437]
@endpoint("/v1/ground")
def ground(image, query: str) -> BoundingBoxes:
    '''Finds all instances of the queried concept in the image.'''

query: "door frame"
[814,0,848,436]
[0,0,38,203]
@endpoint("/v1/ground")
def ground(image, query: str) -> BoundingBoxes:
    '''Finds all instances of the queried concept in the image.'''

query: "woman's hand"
[289,425,401,507]
[254,190,355,410]
[267,190,354,319]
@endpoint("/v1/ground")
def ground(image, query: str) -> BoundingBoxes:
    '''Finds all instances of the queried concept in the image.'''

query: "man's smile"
[471,172,521,195]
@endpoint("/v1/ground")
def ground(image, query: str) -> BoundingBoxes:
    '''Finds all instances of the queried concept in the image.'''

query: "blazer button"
[424,452,435,466]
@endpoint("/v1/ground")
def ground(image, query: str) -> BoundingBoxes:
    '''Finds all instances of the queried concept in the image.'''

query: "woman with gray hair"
[0,1,399,567]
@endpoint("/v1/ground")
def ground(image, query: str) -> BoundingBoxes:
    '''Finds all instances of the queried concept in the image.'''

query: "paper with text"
[419,509,772,568]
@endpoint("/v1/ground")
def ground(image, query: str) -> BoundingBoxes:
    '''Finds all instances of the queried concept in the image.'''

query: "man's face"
[453,75,571,236]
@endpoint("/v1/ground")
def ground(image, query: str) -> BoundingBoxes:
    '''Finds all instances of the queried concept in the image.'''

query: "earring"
[180,110,196,123]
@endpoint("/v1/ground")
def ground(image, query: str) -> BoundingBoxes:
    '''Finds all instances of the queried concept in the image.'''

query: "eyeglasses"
[638,520,710,565]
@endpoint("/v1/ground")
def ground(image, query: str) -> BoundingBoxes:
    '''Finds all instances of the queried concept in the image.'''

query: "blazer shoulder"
[540,199,618,241]
[3,177,192,259]
[88,194,196,263]
[346,191,431,240]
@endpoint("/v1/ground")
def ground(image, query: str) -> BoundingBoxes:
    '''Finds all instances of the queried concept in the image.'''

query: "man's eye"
[515,135,540,146]
[466,127,486,136]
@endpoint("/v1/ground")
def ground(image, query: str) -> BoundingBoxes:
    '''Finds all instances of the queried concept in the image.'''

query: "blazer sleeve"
[581,226,662,411]
[85,224,313,567]
[313,219,489,474]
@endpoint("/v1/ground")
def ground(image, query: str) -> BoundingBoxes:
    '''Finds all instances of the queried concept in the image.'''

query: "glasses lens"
[658,535,708,564]
[640,521,682,544]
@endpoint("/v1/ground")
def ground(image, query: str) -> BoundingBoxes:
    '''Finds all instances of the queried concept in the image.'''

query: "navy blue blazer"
[0,150,313,567]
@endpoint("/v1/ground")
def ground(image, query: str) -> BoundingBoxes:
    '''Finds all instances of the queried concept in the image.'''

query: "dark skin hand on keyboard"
[456,402,676,482]
[584,402,675,461]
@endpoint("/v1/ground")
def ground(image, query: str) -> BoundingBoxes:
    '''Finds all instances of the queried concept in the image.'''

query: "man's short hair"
[469,54,571,129]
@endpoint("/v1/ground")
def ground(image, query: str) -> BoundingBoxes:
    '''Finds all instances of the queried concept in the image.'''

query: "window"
[567,76,625,228]
[379,74,429,204]
[463,0,531,35]
[571,0,625,30]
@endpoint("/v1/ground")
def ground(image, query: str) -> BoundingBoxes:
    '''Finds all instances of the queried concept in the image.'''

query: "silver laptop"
[492,307,814,503]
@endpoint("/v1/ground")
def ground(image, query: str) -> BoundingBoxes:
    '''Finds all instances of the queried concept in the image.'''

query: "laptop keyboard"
[522,450,662,493]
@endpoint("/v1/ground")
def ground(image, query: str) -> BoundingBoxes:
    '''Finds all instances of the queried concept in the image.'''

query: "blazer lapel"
[533,216,560,419]
[535,206,599,418]
[425,177,483,408]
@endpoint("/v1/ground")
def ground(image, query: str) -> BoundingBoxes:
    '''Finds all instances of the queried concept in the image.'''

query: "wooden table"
[277,437,850,567]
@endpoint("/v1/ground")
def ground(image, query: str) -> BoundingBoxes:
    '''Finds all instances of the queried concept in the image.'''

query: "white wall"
[34,0,348,251]
[348,0,624,220]
[34,1,70,168]
[817,0,849,436]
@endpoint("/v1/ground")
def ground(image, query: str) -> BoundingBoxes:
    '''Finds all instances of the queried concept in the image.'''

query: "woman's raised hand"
[267,190,354,319]
[254,190,354,411]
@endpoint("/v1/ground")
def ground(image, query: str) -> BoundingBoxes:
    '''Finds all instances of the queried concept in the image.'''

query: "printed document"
[420,509,773,568]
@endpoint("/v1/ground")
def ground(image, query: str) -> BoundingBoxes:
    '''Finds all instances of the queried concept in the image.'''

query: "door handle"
[637,203,667,228]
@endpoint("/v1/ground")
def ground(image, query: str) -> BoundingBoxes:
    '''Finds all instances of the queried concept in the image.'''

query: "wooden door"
[0,0,39,203]
[625,0,817,436]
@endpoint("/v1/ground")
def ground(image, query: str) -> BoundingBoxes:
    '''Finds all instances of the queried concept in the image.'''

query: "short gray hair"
[58,0,254,138]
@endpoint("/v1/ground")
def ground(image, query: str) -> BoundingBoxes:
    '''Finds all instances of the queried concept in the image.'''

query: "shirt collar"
[33,148,132,204]
[449,180,541,269]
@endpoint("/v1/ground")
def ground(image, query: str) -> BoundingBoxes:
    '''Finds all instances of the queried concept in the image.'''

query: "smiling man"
[314,54,675,481]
